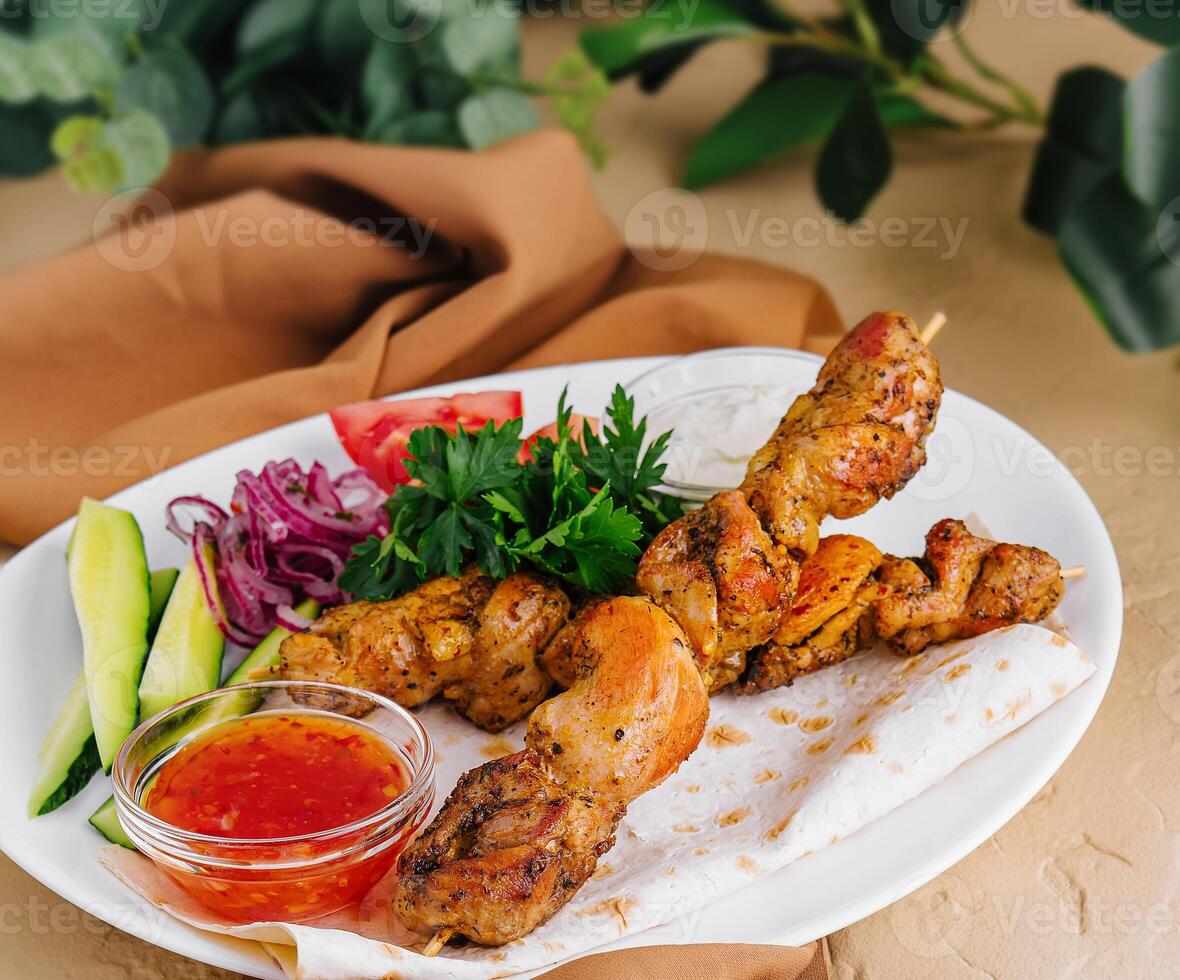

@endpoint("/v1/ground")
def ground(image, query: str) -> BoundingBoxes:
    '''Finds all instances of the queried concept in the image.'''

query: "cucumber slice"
[147,568,179,637]
[137,549,224,722]
[28,566,182,818]
[88,796,134,849]
[27,674,101,817]
[70,498,152,772]
[86,599,320,847]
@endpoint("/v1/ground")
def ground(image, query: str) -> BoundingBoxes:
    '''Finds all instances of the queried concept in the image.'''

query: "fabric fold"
[0,130,840,545]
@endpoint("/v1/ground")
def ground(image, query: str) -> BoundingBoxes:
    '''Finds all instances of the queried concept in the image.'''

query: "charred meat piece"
[636,490,787,689]
[391,750,622,946]
[393,597,708,945]
[280,570,568,731]
[876,520,1064,656]
[741,535,886,692]
[742,311,942,557]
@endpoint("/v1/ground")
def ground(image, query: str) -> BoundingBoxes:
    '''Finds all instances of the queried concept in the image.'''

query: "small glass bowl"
[112,680,435,924]
[624,347,822,501]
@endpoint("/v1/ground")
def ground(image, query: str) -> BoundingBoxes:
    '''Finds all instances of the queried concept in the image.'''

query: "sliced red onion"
[170,461,388,644]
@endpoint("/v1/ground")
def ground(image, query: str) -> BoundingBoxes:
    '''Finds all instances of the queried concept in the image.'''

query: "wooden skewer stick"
[1061,565,1086,580]
[423,929,453,957]
[921,312,947,346]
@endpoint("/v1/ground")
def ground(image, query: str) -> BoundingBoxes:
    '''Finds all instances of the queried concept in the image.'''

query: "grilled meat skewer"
[740,519,1065,693]
[280,569,568,732]
[391,598,708,946]
[638,311,942,687]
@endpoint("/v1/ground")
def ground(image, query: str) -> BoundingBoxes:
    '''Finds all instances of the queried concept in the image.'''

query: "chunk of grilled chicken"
[391,750,621,947]
[741,521,1066,692]
[279,569,569,731]
[636,490,787,688]
[392,597,708,946]
[637,312,940,686]
[741,535,886,692]
[527,596,709,807]
[875,520,1064,656]
[742,311,942,557]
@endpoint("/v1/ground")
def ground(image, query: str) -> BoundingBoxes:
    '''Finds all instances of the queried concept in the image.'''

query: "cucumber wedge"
[27,674,101,817]
[137,549,224,722]
[87,599,320,847]
[28,566,180,818]
[147,568,179,636]
[70,498,152,772]
[88,796,134,848]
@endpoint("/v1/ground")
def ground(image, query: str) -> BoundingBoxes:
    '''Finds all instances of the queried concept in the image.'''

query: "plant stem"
[950,34,1044,124]
[752,27,1043,129]
[840,0,881,56]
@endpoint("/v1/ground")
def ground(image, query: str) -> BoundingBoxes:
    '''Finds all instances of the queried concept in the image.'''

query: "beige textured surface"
[0,5,1173,978]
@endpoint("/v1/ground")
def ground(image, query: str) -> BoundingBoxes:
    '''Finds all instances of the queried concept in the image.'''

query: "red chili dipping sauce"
[141,712,421,922]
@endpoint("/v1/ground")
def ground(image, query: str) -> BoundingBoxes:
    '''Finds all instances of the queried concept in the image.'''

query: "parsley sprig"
[339,386,685,599]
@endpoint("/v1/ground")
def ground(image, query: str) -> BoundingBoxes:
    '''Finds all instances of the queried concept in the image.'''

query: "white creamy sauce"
[650,385,796,489]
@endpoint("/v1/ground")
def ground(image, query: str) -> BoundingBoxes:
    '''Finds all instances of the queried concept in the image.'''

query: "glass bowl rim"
[622,346,823,497]
[112,679,435,852]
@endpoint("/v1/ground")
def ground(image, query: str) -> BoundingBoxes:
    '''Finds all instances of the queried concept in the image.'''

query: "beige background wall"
[1,3,1176,977]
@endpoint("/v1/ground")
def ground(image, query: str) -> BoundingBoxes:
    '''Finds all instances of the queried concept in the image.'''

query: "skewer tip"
[423,929,453,957]
[1060,565,1086,580]
[920,312,947,346]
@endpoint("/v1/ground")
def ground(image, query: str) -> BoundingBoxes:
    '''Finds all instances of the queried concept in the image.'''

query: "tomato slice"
[330,391,523,491]
[519,414,600,463]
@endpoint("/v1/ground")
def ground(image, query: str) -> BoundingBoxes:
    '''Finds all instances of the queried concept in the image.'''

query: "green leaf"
[1022,67,1124,236]
[685,74,856,189]
[116,41,213,146]
[27,30,120,102]
[435,0,517,74]
[457,87,538,149]
[30,0,148,43]
[1123,46,1180,210]
[232,0,317,82]
[52,113,121,191]
[149,0,242,49]
[99,108,171,191]
[580,0,754,77]
[213,89,267,144]
[418,67,469,110]
[361,39,414,138]
[1073,0,1180,46]
[50,113,104,157]
[0,99,61,175]
[635,40,707,93]
[318,0,377,67]
[374,108,464,146]
[1059,171,1180,352]
[0,32,34,104]
[684,73,948,190]
[876,89,952,128]
[816,80,892,221]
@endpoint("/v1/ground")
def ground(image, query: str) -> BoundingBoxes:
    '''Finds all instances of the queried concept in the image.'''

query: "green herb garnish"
[339,386,684,598]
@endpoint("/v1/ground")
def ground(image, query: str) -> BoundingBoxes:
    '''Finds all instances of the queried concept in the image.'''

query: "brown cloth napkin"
[0,130,840,546]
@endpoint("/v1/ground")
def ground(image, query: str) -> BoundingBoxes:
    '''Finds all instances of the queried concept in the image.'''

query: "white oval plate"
[0,353,1121,978]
